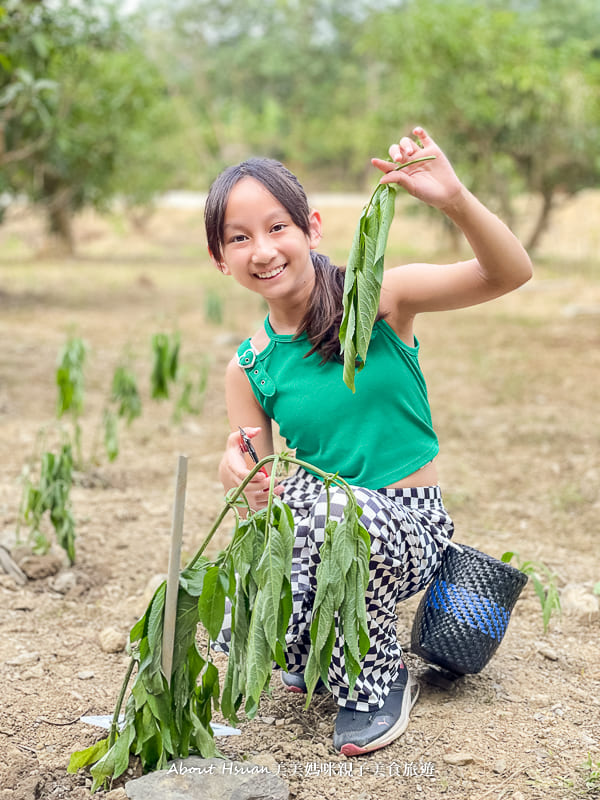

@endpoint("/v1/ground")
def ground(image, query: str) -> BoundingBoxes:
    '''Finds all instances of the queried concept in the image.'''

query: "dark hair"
[204,157,382,363]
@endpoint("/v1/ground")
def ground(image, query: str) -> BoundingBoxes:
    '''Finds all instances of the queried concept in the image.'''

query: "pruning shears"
[238,427,269,476]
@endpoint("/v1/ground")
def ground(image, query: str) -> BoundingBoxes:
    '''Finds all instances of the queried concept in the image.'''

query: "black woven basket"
[411,543,528,676]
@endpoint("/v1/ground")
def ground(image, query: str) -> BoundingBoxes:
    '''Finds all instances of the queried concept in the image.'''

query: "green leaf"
[202,662,220,704]
[277,577,293,658]
[67,736,110,773]
[150,333,171,399]
[179,558,209,596]
[88,726,133,793]
[131,679,148,711]
[255,516,292,649]
[312,523,343,609]
[169,333,180,380]
[111,696,137,778]
[530,575,547,607]
[340,183,397,392]
[244,603,272,715]
[355,564,370,658]
[144,582,166,674]
[229,519,256,583]
[198,565,226,641]
[56,337,87,417]
[103,408,119,462]
[151,332,180,400]
[303,627,323,702]
[171,591,202,699]
[331,517,356,577]
[305,605,335,695]
[190,709,218,758]
[130,612,147,643]
[221,590,250,722]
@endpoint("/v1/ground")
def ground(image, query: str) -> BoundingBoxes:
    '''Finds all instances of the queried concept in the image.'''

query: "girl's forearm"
[441,186,533,290]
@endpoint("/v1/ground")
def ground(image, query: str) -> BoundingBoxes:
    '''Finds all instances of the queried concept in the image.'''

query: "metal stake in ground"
[161,454,188,684]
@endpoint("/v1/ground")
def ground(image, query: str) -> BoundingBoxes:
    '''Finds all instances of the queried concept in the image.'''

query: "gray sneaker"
[333,667,419,756]
[281,671,326,694]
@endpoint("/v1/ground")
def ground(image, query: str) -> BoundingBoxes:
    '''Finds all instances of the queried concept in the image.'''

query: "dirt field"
[1,197,599,800]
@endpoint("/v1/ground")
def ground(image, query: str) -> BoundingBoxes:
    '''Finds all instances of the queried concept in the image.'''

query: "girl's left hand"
[372,127,463,211]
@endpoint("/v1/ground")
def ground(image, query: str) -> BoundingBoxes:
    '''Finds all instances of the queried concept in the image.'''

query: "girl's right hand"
[218,427,283,512]
[372,127,464,211]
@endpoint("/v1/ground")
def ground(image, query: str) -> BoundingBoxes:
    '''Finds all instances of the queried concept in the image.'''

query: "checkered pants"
[216,468,453,712]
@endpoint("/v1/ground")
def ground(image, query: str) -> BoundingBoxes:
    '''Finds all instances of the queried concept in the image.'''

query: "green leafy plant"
[69,454,369,791]
[204,289,224,325]
[19,443,76,564]
[102,409,120,463]
[111,365,142,425]
[582,752,600,790]
[592,582,600,596]
[56,336,87,465]
[501,551,561,632]
[151,332,180,400]
[19,333,204,565]
[339,155,435,392]
[100,365,143,462]
[172,358,209,424]
[16,336,85,563]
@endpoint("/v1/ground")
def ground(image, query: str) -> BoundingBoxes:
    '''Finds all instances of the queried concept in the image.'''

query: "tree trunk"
[526,188,555,252]
[43,175,75,256]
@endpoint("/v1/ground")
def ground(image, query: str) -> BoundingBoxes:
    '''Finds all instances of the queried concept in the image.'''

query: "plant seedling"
[151,332,180,399]
[501,551,561,632]
[69,453,370,791]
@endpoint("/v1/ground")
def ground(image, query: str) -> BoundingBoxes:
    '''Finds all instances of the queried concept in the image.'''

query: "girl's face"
[212,177,321,304]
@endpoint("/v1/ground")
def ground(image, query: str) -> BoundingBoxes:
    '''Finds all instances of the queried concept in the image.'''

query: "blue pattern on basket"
[426,579,510,639]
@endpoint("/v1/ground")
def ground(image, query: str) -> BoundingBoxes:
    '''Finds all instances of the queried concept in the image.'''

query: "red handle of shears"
[238,427,269,476]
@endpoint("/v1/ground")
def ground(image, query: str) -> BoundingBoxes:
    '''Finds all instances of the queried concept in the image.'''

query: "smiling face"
[215,177,321,308]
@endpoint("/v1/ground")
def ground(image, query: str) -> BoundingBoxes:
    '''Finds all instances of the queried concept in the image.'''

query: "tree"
[0,0,178,251]
[359,0,600,250]
[144,0,376,188]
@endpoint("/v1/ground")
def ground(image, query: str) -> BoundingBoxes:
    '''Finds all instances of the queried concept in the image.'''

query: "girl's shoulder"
[229,325,270,370]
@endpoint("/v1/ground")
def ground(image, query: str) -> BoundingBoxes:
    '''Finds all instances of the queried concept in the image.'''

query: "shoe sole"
[281,674,327,695]
[338,674,420,756]
[283,683,305,694]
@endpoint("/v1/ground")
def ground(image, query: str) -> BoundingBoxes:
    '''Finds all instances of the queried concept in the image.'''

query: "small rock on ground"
[442,752,475,766]
[99,627,127,653]
[18,553,63,580]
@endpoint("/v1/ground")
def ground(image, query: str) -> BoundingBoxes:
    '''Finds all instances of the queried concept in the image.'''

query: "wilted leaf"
[198,565,226,642]
[340,183,397,392]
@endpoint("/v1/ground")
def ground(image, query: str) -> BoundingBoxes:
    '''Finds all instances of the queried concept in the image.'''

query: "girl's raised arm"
[374,128,533,315]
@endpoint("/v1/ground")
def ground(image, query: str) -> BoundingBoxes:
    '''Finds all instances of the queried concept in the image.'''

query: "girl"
[205,128,532,756]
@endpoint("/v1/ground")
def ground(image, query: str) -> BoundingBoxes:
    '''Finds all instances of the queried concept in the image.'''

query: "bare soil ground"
[0,199,599,800]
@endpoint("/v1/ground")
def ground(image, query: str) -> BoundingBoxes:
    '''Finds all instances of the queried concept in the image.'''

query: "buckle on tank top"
[237,346,257,369]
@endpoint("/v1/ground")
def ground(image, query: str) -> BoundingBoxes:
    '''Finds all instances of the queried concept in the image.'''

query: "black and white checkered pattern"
[215,468,454,712]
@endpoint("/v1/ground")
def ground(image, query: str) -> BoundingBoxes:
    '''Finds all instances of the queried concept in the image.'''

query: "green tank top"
[236,317,438,489]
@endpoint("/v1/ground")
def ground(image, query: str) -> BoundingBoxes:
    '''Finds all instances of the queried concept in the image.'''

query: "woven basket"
[411,543,528,676]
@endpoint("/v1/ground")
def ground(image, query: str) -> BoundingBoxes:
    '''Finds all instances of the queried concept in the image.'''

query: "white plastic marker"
[80,716,241,737]
[161,454,188,684]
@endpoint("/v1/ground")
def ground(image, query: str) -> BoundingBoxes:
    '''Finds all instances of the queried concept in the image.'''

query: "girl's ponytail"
[295,252,345,363]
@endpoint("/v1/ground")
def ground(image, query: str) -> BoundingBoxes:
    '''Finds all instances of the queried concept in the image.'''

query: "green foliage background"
[1,0,600,249]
